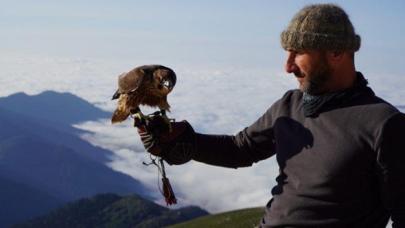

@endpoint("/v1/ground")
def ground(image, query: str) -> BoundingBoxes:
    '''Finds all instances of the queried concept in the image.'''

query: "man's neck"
[324,67,357,93]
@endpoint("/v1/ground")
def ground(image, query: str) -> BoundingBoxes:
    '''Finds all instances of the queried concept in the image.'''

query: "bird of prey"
[111,65,176,124]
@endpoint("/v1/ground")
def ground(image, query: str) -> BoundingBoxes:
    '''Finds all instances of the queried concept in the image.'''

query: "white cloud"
[76,119,279,213]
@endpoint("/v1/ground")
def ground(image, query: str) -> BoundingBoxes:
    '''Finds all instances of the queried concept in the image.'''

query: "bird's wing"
[118,68,146,94]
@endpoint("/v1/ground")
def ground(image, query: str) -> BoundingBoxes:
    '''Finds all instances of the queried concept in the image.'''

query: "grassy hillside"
[14,193,208,228]
[168,207,264,228]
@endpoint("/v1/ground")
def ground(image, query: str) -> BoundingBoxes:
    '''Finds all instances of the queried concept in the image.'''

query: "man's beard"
[300,57,331,95]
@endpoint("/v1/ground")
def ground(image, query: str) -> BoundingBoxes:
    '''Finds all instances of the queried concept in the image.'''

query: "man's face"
[285,50,331,95]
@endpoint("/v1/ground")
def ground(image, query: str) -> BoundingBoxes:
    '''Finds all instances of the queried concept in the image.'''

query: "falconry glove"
[138,128,156,152]
[138,120,196,165]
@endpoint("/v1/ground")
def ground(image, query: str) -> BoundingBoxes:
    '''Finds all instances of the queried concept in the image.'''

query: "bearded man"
[138,4,405,227]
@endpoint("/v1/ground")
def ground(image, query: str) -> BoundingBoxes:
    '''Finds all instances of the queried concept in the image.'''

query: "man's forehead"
[286,49,320,54]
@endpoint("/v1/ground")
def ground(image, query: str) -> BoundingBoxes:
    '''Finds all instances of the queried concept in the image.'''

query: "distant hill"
[0,91,110,126]
[168,207,264,228]
[14,193,209,228]
[0,133,149,202]
[0,176,63,228]
[0,91,113,163]
[0,91,151,227]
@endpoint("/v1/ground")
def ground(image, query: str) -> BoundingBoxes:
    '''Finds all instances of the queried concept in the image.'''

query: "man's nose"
[285,51,298,73]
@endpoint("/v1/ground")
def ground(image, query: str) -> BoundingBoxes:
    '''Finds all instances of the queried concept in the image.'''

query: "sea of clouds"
[1,53,404,217]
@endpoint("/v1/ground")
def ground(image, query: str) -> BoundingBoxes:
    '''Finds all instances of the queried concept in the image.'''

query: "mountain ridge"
[0,91,152,227]
[0,91,110,126]
[14,193,209,228]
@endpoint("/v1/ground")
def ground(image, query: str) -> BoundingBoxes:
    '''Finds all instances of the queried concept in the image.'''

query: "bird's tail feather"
[111,109,130,124]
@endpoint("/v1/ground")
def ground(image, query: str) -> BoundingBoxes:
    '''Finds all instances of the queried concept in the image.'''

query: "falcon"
[111,65,176,124]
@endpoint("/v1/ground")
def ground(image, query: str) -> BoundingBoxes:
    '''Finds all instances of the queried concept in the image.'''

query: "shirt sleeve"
[376,112,405,227]
[191,106,276,168]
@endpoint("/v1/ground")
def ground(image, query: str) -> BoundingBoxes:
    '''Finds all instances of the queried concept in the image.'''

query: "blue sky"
[1,0,405,75]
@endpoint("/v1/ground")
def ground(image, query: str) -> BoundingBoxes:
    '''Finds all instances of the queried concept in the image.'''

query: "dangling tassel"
[159,159,177,205]
[162,176,177,205]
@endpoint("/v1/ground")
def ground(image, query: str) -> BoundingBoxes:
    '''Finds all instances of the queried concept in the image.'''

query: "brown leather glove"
[137,120,196,165]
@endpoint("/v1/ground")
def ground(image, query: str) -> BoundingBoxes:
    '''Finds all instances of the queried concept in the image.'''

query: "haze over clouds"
[1,1,404,220]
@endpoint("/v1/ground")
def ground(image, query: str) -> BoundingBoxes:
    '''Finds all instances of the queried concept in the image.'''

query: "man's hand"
[137,120,196,165]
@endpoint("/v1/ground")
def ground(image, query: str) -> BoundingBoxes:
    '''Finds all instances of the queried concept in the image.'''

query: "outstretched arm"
[192,127,275,168]
[138,107,276,168]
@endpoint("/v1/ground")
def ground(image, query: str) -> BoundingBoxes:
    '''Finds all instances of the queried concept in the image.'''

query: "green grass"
[167,207,264,228]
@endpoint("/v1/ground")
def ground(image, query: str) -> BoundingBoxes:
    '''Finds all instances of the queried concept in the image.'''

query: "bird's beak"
[161,75,176,90]
[111,90,120,100]
[168,72,176,89]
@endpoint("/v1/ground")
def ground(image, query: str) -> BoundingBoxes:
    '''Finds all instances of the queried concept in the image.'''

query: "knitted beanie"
[281,4,361,52]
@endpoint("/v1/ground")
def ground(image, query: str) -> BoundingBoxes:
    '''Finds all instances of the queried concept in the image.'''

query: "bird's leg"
[131,107,146,128]
[159,109,172,132]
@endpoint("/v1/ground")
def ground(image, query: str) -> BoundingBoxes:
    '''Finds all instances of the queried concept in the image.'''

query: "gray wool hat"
[281,4,361,52]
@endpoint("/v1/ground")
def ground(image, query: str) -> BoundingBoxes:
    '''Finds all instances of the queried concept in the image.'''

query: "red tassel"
[162,177,177,205]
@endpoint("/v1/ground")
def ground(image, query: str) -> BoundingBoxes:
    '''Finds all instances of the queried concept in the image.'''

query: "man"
[138,4,405,227]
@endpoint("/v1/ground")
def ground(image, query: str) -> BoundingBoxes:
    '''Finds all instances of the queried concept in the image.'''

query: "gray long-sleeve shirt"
[190,84,405,227]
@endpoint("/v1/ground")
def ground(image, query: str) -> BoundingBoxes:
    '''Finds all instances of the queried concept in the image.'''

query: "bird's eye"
[163,80,170,88]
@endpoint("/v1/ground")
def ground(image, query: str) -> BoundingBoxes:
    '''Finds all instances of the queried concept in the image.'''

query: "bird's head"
[152,66,177,95]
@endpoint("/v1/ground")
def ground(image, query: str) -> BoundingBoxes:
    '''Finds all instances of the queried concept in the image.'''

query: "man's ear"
[326,50,345,66]
[330,50,344,60]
